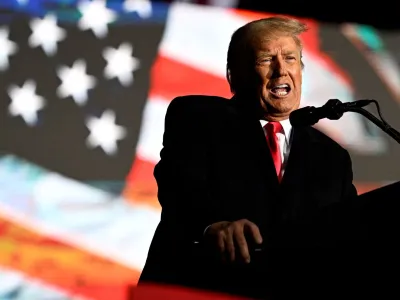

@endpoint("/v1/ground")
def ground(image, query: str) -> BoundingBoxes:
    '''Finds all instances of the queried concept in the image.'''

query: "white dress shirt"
[259,119,293,176]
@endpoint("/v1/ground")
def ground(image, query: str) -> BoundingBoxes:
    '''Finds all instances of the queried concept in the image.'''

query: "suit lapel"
[243,116,281,189]
[226,99,281,201]
[228,97,320,205]
[245,119,318,195]
[279,127,317,212]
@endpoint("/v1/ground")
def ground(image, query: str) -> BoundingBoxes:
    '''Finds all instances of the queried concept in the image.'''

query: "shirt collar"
[260,119,292,143]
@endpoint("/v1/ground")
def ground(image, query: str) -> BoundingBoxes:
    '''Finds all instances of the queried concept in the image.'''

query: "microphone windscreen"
[289,106,316,127]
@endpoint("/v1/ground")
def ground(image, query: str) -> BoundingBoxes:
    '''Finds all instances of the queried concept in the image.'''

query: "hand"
[205,219,263,263]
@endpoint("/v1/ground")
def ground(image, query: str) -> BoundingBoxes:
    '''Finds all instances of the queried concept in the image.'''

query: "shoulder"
[162,95,231,144]
[307,126,348,155]
[166,95,231,118]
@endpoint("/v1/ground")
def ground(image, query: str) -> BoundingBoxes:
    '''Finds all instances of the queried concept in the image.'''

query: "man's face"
[245,34,303,121]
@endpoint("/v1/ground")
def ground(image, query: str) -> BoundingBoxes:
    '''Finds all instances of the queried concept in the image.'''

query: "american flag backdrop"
[1,1,400,299]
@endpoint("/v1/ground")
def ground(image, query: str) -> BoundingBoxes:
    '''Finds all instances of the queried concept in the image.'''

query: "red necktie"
[265,122,283,181]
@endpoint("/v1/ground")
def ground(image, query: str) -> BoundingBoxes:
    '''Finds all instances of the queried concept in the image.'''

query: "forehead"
[251,35,299,53]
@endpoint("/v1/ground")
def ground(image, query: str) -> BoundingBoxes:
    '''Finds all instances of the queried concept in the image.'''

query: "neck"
[263,114,290,122]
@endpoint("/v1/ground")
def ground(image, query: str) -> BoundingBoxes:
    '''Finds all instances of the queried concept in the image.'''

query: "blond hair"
[227,16,308,93]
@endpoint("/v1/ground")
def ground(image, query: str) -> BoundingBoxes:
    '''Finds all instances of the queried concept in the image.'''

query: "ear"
[300,51,304,69]
[226,67,235,93]
[226,66,231,85]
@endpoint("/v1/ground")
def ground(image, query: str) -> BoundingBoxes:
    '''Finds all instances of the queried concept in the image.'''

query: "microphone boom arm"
[349,107,400,144]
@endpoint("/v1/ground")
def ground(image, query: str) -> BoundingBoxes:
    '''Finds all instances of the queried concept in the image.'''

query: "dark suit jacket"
[138,95,359,299]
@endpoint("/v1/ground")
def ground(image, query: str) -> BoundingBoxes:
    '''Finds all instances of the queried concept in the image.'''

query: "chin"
[268,99,296,111]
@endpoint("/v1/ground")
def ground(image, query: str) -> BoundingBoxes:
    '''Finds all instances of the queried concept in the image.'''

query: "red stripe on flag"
[133,283,248,300]
[123,156,160,209]
[148,55,232,101]
[0,217,140,300]
[355,182,387,195]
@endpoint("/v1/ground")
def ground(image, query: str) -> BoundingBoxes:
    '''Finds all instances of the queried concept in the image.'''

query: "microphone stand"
[349,107,400,144]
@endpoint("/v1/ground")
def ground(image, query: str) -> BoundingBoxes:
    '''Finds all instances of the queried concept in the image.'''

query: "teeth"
[277,91,288,96]
[275,84,289,88]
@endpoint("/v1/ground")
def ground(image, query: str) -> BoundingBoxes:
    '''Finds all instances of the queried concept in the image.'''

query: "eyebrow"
[258,50,297,56]
[256,50,298,59]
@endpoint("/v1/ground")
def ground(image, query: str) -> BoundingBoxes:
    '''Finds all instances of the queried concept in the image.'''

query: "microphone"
[289,99,373,127]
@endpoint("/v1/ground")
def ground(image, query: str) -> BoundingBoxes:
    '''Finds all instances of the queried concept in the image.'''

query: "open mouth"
[270,84,291,97]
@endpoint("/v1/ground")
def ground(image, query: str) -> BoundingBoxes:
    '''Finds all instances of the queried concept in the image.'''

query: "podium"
[321,181,400,298]
[356,181,400,244]
[255,182,400,299]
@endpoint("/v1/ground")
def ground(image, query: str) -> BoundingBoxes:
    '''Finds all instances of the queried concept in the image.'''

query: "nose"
[272,57,288,78]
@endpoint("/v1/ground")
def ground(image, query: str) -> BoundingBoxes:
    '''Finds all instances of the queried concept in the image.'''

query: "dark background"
[238,0,400,30]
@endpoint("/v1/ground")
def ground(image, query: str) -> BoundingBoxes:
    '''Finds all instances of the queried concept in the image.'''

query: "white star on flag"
[56,59,97,106]
[77,0,117,39]
[103,42,140,87]
[28,14,67,56]
[85,109,127,155]
[123,0,152,18]
[0,27,18,71]
[8,80,45,126]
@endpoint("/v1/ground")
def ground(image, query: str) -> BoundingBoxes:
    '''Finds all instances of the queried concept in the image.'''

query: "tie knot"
[265,121,283,135]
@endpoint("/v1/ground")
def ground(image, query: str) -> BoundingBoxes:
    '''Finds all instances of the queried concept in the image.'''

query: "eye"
[286,56,296,61]
[257,58,271,64]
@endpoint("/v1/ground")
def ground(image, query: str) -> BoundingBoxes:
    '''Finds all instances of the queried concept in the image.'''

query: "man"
[138,16,358,299]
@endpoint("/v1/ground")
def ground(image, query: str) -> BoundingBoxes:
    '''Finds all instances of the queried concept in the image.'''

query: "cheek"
[294,66,302,79]
[297,71,302,85]
[291,71,302,90]
[260,77,271,92]
[254,67,270,81]
[296,77,302,90]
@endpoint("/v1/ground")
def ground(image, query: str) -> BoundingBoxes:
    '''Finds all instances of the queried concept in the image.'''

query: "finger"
[217,233,226,263]
[234,229,250,263]
[225,230,235,262]
[217,232,225,253]
[245,221,263,244]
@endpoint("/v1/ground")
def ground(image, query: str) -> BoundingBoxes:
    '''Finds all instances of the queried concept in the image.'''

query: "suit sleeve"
[154,97,218,243]
[340,149,358,201]
[308,148,359,247]
[339,149,365,244]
